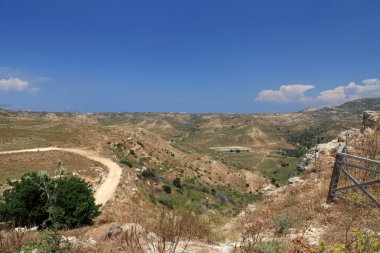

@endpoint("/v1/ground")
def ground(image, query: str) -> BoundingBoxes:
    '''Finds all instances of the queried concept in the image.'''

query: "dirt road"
[0,147,122,207]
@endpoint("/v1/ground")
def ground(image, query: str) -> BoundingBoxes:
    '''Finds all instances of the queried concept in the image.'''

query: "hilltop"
[0,108,9,116]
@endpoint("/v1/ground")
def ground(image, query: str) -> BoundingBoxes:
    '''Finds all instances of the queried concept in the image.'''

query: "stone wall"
[363,110,380,130]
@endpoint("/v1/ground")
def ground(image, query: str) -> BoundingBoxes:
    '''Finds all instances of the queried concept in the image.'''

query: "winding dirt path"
[0,147,122,207]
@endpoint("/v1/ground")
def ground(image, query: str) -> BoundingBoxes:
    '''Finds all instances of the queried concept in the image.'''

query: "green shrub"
[0,172,101,229]
[256,240,288,253]
[311,229,380,253]
[22,230,73,253]
[52,177,101,228]
[120,159,133,168]
[173,177,182,188]
[163,185,172,194]
[191,182,210,193]
[137,141,144,147]
[0,173,50,227]
[141,169,160,182]
[215,191,229,205]
[277,148,305,158]
[159,195,173,209]
[273,213,293,235]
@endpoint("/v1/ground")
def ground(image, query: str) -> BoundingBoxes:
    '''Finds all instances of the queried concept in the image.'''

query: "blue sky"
[0,0,379,113]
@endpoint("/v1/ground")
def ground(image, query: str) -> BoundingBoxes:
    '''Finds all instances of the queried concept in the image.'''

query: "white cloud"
[256,84,315,103]
[256,78,380,105]
[316,78,380,104]
[0,77,29,90]
[0,77,39,92]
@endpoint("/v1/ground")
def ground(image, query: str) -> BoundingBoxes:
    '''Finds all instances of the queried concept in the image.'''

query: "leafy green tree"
[52,177,101,228]
[0,172,101,229]
[0,172,50,227]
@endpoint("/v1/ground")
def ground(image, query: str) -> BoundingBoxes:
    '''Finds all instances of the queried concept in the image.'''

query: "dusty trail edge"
[0,147,122,207]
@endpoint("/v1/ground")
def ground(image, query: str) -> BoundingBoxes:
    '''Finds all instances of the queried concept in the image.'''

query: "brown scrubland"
[0,98,379,252]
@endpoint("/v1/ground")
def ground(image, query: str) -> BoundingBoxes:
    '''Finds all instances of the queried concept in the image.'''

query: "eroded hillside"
[0,98,379,252]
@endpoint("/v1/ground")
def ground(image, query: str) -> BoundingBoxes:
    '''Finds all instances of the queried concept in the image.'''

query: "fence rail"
[327,144,380,208]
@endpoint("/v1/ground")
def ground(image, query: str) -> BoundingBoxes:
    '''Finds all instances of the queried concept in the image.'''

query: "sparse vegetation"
[120,158,133,168]
[21,230,74,253]
[137,140,145,147]
[172,177,182,188]
[273,213,293,235]
[277,148,306,158]
[0,98,379,252]
[158,194,174,209]
[141,168,160,182]
[162,184,172,194]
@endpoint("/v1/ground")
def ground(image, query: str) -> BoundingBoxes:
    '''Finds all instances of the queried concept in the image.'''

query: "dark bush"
[215,191,229,205]
[0,172,101,229]
[162,185,172,194]
[115,143,125,150]
[0,173,49,227]
[277,148,305,158]
[52,177,101,228]
[120,159,133,168]
[191,182,210,193]
[273,214,293,235]
[141,169,160,182]
[158,195,173,209]
[173,177,182,188]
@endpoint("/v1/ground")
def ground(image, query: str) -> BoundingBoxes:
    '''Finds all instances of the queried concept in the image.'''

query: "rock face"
[296,138,341,173]
[288,176,303,185]
[363,110,380,130]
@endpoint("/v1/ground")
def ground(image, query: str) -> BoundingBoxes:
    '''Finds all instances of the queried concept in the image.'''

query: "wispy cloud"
[34,76,51,83]
[256,84,315,103]
[316,78,380,105]
[256,78,380,105]
[0,77,39,92]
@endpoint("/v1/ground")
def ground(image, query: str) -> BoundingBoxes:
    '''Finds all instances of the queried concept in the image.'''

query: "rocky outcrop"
[288,176,303,185]
[297,138,342,173]
[363,110,380,130]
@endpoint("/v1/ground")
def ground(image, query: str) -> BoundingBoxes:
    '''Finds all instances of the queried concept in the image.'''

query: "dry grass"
[0,151,106,184]
[234,130,380,252]
[75,208,211,253]
[0,231,38,253]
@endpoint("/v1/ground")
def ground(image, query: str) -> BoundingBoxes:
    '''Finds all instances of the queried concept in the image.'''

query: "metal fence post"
[327,146,344,203]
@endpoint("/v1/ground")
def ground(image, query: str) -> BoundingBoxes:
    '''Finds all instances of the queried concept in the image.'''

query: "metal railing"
[327,144,380,208]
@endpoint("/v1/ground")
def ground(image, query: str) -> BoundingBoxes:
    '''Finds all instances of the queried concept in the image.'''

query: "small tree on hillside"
[52,177,101,228]
[0,172,50,227]
[0,171,101,229]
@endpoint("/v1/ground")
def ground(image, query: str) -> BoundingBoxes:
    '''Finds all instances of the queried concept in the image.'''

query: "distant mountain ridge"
[336,97,380,114]
[0,108,9,116]
[302,97,380,115]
